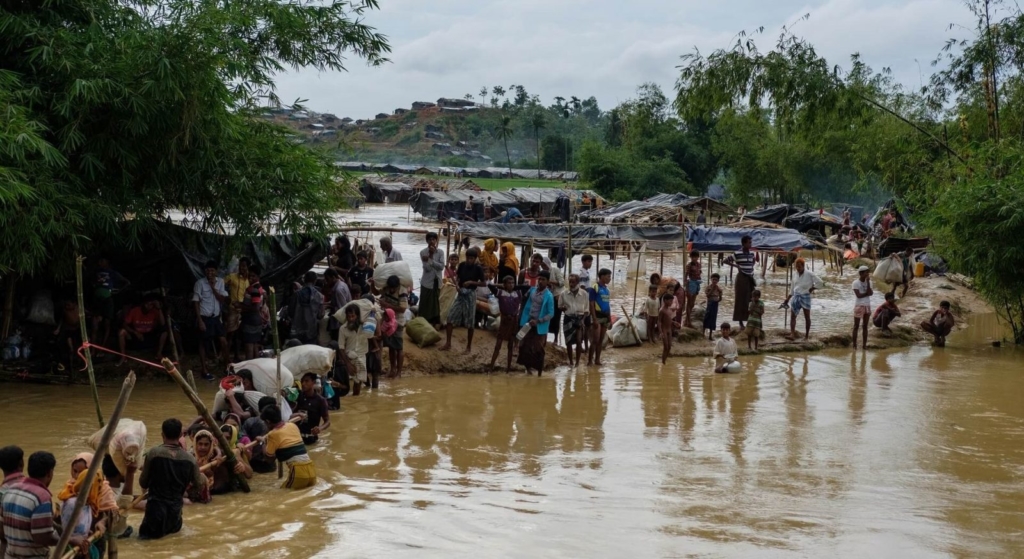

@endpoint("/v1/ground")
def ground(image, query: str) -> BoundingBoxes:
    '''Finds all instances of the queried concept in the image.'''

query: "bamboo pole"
[160,288,180,366]
[75,255,104,428]
[630,244,642,315]
[185,370,198,394]
[566,222,572,275]
[269,288,282,406]
[104,509,117,559]
[160,358,251,493]
[50,372,135,559]
[60,518,107,559]
[620,305,642,346]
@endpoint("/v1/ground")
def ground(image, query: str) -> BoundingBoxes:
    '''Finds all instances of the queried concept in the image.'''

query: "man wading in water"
[783,258,823,340]
[724,236,757,329]
[139,418,207,540]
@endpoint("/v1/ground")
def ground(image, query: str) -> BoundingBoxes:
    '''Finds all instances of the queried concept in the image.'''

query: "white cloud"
[271,0,975,119]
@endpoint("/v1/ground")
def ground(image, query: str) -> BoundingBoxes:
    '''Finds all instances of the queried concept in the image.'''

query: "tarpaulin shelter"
[361,180,413,203]
[578,193,693,224]
[741,204,806,225]
[686,226,815,252]
[878,237,930,257]
[453,222,687,251]
[100,221,329,295]
[782,210,844,235]
[870,198,915,231]
[679,197,735,214]
[409,190,520,220]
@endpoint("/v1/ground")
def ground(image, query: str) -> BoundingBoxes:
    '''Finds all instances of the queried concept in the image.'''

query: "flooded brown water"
[3,340,1024,557]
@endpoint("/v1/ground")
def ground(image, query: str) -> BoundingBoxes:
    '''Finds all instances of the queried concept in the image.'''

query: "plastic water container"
[914,261,925,277]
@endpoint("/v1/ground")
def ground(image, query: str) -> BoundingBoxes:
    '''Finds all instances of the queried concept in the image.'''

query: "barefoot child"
[684,251,702,328]
[702,273,722,340]
[745,289,764,350]
[713,323,738,373]
[659,293,677,364]
[643,285,660,344]
[559,274,590,367]
[441,247,486,353]
[488,276,524,371]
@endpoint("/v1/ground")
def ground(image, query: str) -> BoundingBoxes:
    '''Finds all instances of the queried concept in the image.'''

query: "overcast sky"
[276,0,976,118]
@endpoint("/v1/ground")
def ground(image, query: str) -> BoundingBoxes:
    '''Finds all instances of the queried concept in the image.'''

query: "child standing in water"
[745,289,765,351]
[684,251,702,328]
[713,323,738,373]
[702,273,722,340]
[659,294,677,364]
[643,285,661,344]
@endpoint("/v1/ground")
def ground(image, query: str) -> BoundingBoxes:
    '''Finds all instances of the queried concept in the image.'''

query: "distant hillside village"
[261,97,512,167]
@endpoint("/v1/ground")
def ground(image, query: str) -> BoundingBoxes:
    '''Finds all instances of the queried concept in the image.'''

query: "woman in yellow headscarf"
[498,242,519,282]
[480,239,499,270]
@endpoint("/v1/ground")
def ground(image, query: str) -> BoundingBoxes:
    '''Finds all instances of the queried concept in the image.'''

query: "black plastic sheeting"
[102,222,328,295]
[869,198,915,231]
[361,182,413,203]
[410,190,521,220]
[686,226,815,252]
[742,204,805,225]
[454,222,687,251]
[783,210,845,233]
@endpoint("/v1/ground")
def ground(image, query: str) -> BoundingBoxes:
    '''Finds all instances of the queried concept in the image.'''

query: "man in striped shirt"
[1,451,85,559]
[724,235,758,328]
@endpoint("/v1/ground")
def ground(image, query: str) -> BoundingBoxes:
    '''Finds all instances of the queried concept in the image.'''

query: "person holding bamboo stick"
[1,451,88,557]
[259,405,317,490]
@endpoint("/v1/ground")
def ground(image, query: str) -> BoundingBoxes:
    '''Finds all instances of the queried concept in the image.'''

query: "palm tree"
[530,109,546,177]
[479,86,488,106]
[494,114,514,178]
[491,85,506,106]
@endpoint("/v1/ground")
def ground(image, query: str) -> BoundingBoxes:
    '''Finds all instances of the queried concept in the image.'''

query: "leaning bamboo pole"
[160,358,251,493]
[50,372,136,559]
[75,255,104,428]
[269,288,282,406]
[60,517,107,559]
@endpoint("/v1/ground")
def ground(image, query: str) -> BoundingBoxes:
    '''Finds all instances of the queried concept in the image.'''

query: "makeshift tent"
[453,222,687,251]
[99,221,329,295]
[578,193,694,224]
[782,210,844,235]
[679,197,735,214]
[409,190,520,220]
[686,226,815,252]
[870,198,915,231]
[361,180,413,203]
[742,204,805,225]
[877,236,930,257]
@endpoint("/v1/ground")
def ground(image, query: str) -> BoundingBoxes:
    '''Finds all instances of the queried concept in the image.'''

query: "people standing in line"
[517,270,554,375]
[290,271,324,345]
[224,257,250,361]
[419,232,446,327]
[488,276,524,371]
[259,405,317,490]
[324,268,351,342]
[588,268,612,366]
[193,260,229,380]
[713,323,739,373]
[117,294,168,366]
[873,293,902,334]
[238,265,266,360]
[724,236,757,329]
[559,274,591,366]
[703,273,723,341]
[745,289,764,350]
[379,236,403,263]
[139,419,207,540]
[293,373,331,445]
[921,300,955,347]
[852,265,874,349]
[441,248,486,353]
[659,294,677,364]
[784,258,823,340]
[684,251,702,329]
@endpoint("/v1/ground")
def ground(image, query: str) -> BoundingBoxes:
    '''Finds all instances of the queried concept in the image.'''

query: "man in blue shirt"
[588,268,612,366]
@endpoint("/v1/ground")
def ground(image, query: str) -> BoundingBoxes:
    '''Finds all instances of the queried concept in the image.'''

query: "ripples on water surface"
[2,343,1023,558]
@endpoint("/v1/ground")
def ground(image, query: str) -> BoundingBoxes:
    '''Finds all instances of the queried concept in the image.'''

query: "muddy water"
[3,341,1023,557]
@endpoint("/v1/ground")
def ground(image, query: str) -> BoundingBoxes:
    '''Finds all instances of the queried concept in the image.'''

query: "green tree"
[530,109,546,175]
[0,0,389,276]
[479,86,488,107]
[494,115,515,177]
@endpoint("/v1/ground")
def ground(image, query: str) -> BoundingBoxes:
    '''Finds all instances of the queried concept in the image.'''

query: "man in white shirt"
[192,260,229,379]
[559,274,590,366]
[784,258,823,340]
[713,322,738,373]
[379,236,402,263]
[851,265,874,349]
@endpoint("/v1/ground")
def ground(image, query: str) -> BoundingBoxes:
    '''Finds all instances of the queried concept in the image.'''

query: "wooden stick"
[161,287,180,365]
[50,373,135,559]
[75,255,104,428]
[185,370,198,394]
[160,359,251,493]
[630,244,642,316]
[619,305,642,346]
[60,517,107,559]
[104,510,117,559]
[269,288,282,406]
